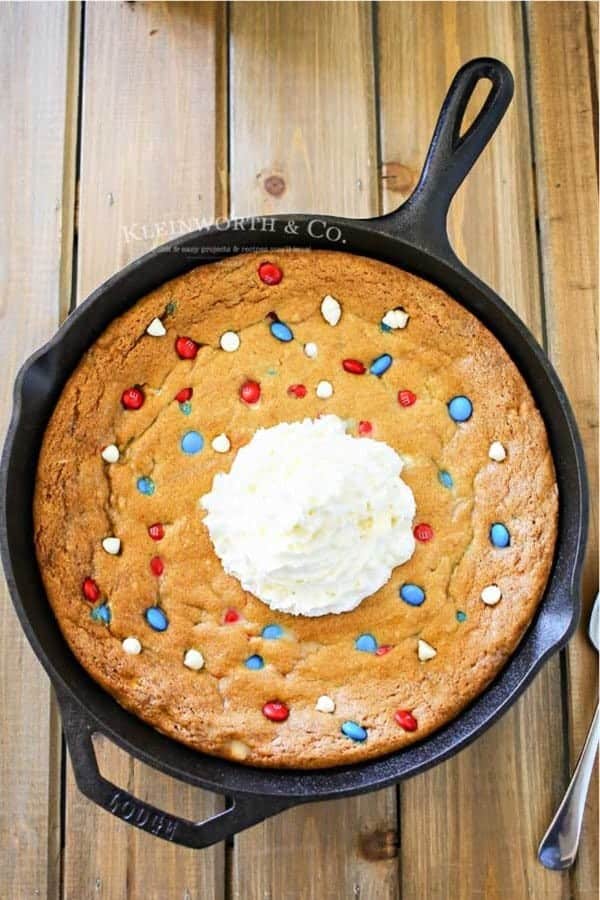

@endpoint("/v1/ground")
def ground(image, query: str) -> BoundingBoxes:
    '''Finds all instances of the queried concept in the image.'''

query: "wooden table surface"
[1,2,597,898]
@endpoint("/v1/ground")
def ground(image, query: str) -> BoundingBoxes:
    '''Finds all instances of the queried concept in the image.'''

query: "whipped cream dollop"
[201,415,416,616]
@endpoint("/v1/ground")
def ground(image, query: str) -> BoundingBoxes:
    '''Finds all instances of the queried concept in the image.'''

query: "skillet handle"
[373,57,514,256]
[57,688,294,849]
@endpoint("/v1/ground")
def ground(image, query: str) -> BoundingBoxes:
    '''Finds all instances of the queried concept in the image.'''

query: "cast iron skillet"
[0,58,588,849]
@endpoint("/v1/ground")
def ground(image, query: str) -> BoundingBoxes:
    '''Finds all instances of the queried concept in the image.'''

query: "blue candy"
[145,606,169,631]
[270,321,294,342]
[181,430,204,455]
[179,401,192,416]
[438,469,453,488]
[262,624,283,639]
[369,353,393,377]
[341,721,368,742]
[456,610,467,623]
[244,653,265,670]
[448,395,473,422]
[245,654,264,670]
[91,603,111,624]
[137,476,155,496]
[355,633,378,652]
[490,522,510,548]
[400,584,426,606]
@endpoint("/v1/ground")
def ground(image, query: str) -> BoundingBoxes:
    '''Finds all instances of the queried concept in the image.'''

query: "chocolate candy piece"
[341,721,367,742]
[448,395,473,422]
[400,584,425,606]
[369,353,393,377]
[145,606,168,631]
[490,523,510,548]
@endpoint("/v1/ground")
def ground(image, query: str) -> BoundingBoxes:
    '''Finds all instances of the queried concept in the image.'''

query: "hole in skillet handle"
[371,57,514,258]
[459,78,495,140]
[56,685,294,848]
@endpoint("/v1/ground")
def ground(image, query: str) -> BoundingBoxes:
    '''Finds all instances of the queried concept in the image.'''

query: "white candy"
[228,739,250,760]
[220,331,240,352]
[382,308,409,330]
[102,537,121,555]
[211,433,231,453]
[315,695,335,714]
[146,317,166,337]
[320,295,342,326]
[316,380,334,399]
[122,637,141,655]
[101,444,120,464]
[183,648,205,670]
[481,584,502,606]
[417,639,437,661]
[304,342,318,359]
[488,441,507,462]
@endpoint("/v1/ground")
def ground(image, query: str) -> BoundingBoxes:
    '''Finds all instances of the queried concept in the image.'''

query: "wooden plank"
[229,1,377,218]
[229,4,399,899]
[527,5,599,897]
[0,2,79,898]
[62,4,226,898]
[377,4,570,898]
[232,792,399,900]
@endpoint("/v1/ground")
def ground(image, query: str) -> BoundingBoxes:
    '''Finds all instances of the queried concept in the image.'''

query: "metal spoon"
[538,592,599,870]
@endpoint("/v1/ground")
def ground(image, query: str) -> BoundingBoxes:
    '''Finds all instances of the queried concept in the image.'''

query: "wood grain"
[229,1,378,218]
[527,5,599,896]
[377,4,569,898]
[231,792,399,900]
[63,4,226,899]
[76,2,227,297]
[0,3,79,898]
[229,4,399,898]
[3,3,598,897]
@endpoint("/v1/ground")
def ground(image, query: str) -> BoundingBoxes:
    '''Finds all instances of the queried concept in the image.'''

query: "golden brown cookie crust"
[34,250,558,767]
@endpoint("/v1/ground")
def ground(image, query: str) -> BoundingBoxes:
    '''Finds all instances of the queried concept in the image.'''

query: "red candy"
[375,645,393,656]
[342,359,366,375]
[394,709,418,732]
[414,523,434,542]
[82,577,100,603]
[287,384,307,399]
[148,522,165,541]
[175,336,199,359]
[262,700,289,722]
[398,389,417,408]
[121,386,145,410]
[240,380,261,404]
[223,608,241,624]
[150,556,164,576]
[258,261,283,285]
[175,387,193,403]
[358,420,373,436]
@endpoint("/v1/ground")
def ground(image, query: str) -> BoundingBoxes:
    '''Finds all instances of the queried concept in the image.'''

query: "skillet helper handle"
[58,689,294,849]
[376,57,514,254]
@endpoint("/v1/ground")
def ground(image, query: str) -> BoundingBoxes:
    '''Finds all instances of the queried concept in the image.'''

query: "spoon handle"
[538,705,599,870]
